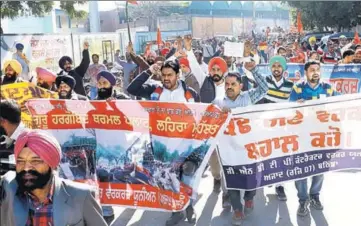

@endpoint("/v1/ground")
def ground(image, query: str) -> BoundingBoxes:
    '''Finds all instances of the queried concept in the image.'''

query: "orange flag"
[297,11,303,34]
[156,27,162,46]
[354,31,360,44]
[128,0,137,5]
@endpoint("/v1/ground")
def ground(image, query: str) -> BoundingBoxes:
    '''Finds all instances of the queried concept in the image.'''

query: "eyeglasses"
[16,159,45,167]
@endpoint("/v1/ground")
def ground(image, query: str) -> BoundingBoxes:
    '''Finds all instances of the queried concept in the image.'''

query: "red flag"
[354,31,360,44]
[128,0,137,5]
[297,11,303,34]
[156,27,162,46]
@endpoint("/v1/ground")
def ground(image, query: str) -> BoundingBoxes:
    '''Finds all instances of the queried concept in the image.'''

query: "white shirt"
[0,123,26,146]
[215,82,226,101]
[200,62,208,75]
[159,81,187,102]
[10,123,26,140]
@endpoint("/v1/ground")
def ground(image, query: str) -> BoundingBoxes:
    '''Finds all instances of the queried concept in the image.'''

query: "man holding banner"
[127,60,199,226]
[213,61,268,225]
[289,61,339,217]
[258,55,294,201]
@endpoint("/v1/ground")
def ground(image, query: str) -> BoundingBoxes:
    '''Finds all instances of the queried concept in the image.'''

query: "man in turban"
[184,35,230,208]
[12,43,30,81]
[1,59,24,85]
[179,57,200,94]
[96,71,129,100]
[0,130,107,226]
[55,75,87,100]
[58,41,90,96]
[307,36,319,51]
[256,55,294,202]
[85,54,107,100]
[35,67,57,91]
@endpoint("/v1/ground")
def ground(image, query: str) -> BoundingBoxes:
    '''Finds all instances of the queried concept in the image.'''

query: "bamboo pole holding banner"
[125,0,132,43]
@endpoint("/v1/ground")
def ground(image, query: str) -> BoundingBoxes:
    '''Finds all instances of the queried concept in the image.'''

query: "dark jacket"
[96,90,130,100]
[199,77,216,103]
[58,50,90,96]
[184,72,200,94]
[127,69,200,102]
[0,137,14,176]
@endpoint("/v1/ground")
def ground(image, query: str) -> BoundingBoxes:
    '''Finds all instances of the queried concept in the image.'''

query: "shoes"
[244,200,254,216]
[310,196,324,210]
[213,178,221,193]
[165,212,185,226]
[275,186,287,201]
[232,210,245,225]
[297,201,309,217]
[185,205,197,223]
[222,193,232,209]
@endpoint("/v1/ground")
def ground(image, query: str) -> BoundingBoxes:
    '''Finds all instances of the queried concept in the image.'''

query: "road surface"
[110,169,361,226]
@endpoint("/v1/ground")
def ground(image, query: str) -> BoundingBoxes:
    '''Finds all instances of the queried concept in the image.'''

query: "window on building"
[56,15,62,28]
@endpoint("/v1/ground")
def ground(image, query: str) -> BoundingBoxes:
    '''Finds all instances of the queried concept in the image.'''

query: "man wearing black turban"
[58,42,90,96]
[55,75,88,100]
[96,71,129,100]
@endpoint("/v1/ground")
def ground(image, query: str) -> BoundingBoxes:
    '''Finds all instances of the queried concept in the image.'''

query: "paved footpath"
[110,169,361,226]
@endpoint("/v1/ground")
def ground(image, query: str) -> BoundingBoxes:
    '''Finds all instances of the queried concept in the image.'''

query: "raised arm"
[75,42,90,77]
[128,42,150,71]
[244,62,269,104]
[127,66,158,99]
[184,35,208,88]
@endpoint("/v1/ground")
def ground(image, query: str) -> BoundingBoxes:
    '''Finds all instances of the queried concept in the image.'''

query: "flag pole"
[125,0,132,43]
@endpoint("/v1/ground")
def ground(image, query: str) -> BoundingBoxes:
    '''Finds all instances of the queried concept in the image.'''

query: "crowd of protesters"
[0,27,360,226]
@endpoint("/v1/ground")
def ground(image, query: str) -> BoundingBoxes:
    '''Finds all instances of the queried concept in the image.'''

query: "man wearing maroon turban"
[0,130,107,226]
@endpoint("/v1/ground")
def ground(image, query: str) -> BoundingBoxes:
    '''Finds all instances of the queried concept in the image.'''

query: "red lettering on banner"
[224,117,251,135]
[266,110,303,127]
[329,78,359,94]
[245,135,299,160]
[310,126,341,148]
[316,110,341,122]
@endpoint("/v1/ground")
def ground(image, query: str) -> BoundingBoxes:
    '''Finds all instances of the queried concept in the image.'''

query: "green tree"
[127,1,175,31]
[287,1,361,31]
[0,1,87,19]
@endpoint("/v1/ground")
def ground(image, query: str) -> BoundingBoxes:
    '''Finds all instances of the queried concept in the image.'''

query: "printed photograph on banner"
[95,129,152,185]
[50,129,97,181]
[150,135,210,194]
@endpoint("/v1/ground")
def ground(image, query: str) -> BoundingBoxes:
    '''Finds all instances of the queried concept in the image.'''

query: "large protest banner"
[0,82,58,128]
[26,99,229,211]
[257,64,361,94]
[218,94,361,190]
[1,34,73,73]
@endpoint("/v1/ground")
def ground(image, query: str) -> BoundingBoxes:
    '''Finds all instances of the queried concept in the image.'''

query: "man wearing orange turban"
[0,130,108,226]
[1,59,24,85]
[184,36,230,209]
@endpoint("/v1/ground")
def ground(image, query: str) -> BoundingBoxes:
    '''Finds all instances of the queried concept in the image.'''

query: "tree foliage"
[287,1,361,31]
[0,1,87,19]
[127,1,174,31]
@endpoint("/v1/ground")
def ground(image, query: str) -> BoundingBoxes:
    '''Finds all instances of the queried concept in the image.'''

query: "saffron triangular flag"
[297,11,303,34]
[156,27,162,46]
[354,31,360,44]
[128,0,138,5]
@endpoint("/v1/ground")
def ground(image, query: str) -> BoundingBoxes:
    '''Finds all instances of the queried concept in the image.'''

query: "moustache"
[227,89,233,92]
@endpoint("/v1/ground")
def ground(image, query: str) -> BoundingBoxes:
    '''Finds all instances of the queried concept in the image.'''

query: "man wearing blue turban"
[12,43,30,81]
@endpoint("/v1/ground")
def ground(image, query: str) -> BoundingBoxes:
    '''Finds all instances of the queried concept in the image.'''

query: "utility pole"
[89,1,100,32]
